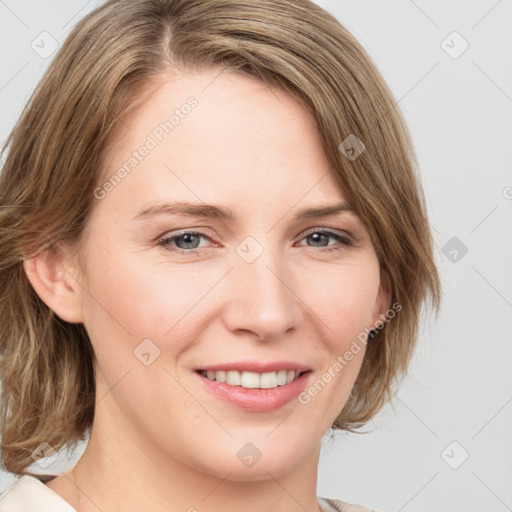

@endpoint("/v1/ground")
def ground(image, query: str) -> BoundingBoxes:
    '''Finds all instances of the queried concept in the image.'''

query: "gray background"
[1,1,511,511]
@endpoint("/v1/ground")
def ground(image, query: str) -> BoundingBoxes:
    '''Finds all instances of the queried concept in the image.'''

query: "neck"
[58,375,322,512]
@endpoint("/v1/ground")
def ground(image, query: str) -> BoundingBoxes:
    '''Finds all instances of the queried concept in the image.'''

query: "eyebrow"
[133,199,355,222]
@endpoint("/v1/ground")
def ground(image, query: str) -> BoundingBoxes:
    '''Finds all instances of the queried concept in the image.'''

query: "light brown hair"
[0,0,441,475]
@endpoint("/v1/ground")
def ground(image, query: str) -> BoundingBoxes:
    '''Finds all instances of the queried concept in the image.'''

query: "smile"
[194,363,313,412]
[197,369,304,389]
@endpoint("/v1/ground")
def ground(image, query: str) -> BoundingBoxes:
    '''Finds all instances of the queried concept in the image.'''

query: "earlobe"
[23,244,85,324]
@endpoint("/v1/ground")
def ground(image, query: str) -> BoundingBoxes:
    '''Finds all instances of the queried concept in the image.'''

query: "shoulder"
[0,474,76,511]
[318,496,381,512]
[1,480,379,512]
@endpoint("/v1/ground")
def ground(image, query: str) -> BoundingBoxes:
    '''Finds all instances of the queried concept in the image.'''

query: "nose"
[222,238,303,341]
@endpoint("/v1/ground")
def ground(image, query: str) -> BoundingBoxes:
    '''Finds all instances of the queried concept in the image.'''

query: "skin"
[25,69,389,512]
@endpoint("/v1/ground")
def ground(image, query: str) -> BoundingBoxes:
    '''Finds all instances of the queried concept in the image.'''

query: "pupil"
[310,233,327,247]
[179,234,199,249]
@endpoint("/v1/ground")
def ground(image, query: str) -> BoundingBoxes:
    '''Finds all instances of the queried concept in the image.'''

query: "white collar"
[0,474,76,511]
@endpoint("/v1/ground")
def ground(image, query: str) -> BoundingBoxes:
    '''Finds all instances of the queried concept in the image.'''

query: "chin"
[198,458,301,482]
[188,436,313,482]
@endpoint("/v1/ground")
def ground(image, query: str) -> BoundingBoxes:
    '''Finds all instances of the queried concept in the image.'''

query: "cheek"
[306,257,381,343]
[78,241,219,383]
[80,234,380,375]
[80,242,195,335]
[81,241,380,340]
[78,246,196,421]
[306,259,380,401]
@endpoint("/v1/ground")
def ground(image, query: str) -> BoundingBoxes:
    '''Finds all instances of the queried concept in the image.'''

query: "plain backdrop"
[1,1,511,511]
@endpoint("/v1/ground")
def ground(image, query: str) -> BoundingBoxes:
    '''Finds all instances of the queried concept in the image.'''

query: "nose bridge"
[225,234,300,338]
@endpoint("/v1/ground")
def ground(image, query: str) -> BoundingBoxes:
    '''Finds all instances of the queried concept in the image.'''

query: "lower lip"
[194,371,312,412]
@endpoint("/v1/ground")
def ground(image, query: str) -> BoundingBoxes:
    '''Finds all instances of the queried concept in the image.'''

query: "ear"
[23,242,85,324]
[370,275,392,331]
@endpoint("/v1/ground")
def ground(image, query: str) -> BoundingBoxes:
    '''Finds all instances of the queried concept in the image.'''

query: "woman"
[0,1,441,511]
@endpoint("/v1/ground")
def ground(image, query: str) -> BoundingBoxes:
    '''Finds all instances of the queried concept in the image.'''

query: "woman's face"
[72,69,387,480]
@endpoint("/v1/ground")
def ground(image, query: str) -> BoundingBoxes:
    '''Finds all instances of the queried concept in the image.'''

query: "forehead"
[106,69,324,156]
[95,69,347,220]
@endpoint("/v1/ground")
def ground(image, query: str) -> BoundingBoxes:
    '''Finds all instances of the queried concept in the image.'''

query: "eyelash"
[157,228,353,255]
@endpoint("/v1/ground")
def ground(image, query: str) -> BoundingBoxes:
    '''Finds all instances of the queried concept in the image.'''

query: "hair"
[0,0,441,476]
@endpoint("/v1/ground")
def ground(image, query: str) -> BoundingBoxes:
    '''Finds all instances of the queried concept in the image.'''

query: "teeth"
[240,371,260,388]
[277,370,287,385]
[260,372,277,388]
[200,370,302,388]
[226,370,241,386]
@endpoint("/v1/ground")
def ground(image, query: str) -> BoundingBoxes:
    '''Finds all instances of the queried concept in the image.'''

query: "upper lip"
[196,361,311,373]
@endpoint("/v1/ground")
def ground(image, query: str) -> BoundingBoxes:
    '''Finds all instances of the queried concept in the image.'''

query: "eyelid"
[156,226,353,244]
[300,226,353,240]
[156,226,356,255]
[156,229,216,249]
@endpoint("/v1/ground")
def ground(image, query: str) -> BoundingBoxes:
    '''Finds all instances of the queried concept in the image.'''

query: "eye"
[157,228,353,255]
[157,230,213,254]
[296,229,353,253]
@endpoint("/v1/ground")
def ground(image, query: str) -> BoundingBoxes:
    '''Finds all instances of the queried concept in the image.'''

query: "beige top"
[0,474,378,512]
